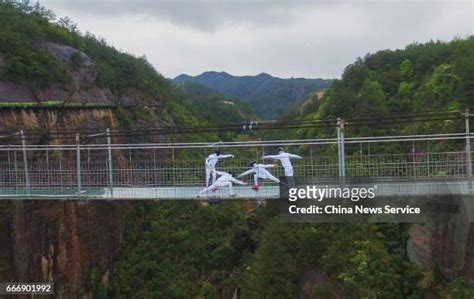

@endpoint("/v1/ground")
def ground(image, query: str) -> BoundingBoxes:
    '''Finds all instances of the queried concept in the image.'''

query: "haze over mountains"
[173,71,333,119]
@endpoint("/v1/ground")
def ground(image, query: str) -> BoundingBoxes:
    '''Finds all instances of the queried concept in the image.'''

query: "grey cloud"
[42,0,466,33]
[39,0,473,78]
[42,0,340,31]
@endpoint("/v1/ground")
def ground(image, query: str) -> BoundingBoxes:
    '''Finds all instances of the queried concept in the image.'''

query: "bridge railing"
[0,132,473,198]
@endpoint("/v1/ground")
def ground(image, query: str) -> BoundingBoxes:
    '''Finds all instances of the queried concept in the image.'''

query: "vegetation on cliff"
[0,1,71,88]
[0,0,171,98]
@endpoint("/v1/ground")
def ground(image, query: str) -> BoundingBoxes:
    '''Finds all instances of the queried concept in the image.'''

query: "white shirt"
[238,164,274,178]
[205,153,233,169]
[263,152,302,176]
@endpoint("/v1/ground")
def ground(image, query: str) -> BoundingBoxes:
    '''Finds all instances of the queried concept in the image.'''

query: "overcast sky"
[39,0,473,79]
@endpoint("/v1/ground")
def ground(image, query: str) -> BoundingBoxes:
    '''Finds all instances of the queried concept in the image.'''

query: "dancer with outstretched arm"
[263,147,302,187]
[205,150,234,187]
[237,161,280,192]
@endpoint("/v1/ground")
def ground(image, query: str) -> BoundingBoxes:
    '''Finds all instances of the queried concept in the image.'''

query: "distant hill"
[173,71,333,119]
[174,81,257,125]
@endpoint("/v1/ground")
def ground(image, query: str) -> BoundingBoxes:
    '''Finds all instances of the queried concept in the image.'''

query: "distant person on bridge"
[263,147,302,187]
[238,161,280,191]
[205,150,235,187]
[198,171,246,197]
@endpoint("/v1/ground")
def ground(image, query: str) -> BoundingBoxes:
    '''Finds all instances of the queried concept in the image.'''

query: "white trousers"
[199,181,233,195]
[254,170,280,185]
[283,166,294,177]
[205,167,217,187]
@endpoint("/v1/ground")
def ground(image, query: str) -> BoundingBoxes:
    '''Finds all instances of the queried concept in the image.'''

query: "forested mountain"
[295,36,474,138]
[174,71,333,119]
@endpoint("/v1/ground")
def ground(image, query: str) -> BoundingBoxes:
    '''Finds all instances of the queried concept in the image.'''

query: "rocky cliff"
[0,108,118,134]
[0,41,113,104]
[0,91,127,298]
[0,201,128,297]
[408,195,474,284]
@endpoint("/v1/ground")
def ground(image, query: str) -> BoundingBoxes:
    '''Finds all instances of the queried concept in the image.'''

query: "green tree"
[400,59,414,78]
[110,202,252,298]
[355,78,388,117]
[242,223,298,298]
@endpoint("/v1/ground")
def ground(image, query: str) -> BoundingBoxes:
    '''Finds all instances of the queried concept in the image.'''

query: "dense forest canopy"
[295,36,474,139]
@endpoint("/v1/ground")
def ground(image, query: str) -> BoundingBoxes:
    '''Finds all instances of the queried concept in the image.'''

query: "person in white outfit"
[262,147,302,186]
[262,147,302,176]
[205,150,234,187]
[198,171,246,197]
[238,161,280,191]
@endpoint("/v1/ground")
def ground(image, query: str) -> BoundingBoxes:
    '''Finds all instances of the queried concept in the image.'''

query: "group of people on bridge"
[198,147,303,197]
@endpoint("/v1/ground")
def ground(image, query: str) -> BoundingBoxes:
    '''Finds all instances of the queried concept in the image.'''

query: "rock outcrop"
[408,195,474,284]
[0,42,113,104]
[0,107,118,132]
[0,102,127,297]
[0,201,128,297]
[0,82,35,102]
[39,42,112,103]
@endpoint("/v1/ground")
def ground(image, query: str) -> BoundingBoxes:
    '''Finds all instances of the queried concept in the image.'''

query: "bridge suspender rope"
[76,133,82,199]
[337,118,346,186]
[107,128,114,199]
[20,130,30,196]
[465,109,473,192]
[337,119,341,182]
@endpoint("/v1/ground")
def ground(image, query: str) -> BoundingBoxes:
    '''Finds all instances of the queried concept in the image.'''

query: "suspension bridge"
[1,111,473,200]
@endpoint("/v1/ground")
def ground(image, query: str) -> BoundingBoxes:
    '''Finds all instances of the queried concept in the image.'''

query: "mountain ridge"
[174,71,318,81]
[173,71,334,119]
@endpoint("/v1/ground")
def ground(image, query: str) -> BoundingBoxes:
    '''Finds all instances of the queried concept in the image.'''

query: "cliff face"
[0,201,128,297]
[408,196,474,284]
[0,108,118,134]
[0,105,127,297]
